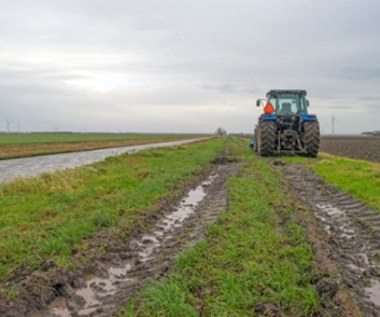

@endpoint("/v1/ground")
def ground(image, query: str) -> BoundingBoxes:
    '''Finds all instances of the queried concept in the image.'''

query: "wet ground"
[0,138,208,183]
[0,152,238,317]
[284,164,380,316]
[3,142,380,316]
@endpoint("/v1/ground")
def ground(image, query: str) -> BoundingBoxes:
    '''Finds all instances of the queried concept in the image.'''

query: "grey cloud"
[203,84,260,95]
[337,67,380,80]
[362,97,380,101]
[0,0,380,133]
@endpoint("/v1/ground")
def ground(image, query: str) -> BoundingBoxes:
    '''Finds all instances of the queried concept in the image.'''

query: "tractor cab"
[267,90,309,116]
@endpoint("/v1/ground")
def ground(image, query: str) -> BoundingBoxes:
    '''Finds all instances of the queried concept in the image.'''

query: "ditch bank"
[0,154,238,317]
[284,163,380,316]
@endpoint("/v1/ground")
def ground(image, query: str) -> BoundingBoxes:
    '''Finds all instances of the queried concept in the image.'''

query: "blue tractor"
[252,90,320,157]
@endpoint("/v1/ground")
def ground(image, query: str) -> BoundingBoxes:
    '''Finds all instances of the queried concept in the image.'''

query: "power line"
[5,119,13,133]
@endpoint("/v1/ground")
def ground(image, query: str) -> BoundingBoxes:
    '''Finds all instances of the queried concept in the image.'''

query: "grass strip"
[0,138,224,281]
[123,137,321,317]
[282,153,380,213]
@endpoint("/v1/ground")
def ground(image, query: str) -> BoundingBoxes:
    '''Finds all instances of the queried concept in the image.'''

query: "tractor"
[252,90,320,157]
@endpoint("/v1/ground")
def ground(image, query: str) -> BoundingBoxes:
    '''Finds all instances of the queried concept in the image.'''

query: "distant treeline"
[0,131,209,136]
[362,131,380,136]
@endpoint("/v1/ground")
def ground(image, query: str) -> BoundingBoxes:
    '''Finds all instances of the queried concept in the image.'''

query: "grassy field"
[123,138,322,316]
[0,133,200,159]
[282,153,380,213]
[0,138,224,282]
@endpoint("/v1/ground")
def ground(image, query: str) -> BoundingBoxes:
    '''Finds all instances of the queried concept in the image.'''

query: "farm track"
[0,152,238,317]
[284,163,380,316]
[320,136,380,163]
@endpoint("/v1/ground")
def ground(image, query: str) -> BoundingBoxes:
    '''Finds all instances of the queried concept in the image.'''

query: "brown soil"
[0,138,187,160]
[282,162,380,316]
[0,151,239,317]
[320,136,380,162]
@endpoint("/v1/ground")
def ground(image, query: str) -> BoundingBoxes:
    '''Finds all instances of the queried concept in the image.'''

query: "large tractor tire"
[257,121,276,156]
[303,121,320,157]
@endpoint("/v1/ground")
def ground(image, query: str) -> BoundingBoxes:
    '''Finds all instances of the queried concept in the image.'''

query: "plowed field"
[320,136,380,162]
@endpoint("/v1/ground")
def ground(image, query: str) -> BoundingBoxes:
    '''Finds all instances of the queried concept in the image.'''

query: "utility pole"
[5,119,12,133]
[16,122,21,133]
[332,113,336,135]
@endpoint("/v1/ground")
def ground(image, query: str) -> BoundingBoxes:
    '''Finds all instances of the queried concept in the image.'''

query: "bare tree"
[215,127,227,136]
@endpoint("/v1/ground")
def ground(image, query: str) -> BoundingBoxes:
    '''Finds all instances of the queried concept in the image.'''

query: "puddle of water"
[316,204,356,239]
[317,203,345,218]
[314,214,332,234]
[49,297,71,317]
[365,279,380,305]
[137,174,216,262]
[315,214,328,223]
[76,276,114,315]
[158,174,216,233]
[347,263,365,273]
[108,264,131,277]
[359,250,370,266]
[138,234,161,261]
[340,226,356,239]
[76,262,133,315]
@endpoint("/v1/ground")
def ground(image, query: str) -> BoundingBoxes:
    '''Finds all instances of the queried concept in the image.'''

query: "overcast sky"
[0,0,379,134]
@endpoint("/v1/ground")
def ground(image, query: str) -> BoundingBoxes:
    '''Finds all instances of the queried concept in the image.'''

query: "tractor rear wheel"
[257,121,276,156]
[303,121,320,157]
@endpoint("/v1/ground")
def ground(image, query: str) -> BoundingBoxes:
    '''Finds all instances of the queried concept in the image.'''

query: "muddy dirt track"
[0,154,238,317]
[320,136,380,162]
[284,163,380,316]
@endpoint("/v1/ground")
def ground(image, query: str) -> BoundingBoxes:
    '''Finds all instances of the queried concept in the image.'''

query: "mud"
[0,153,238,317]
[0,137,210,183]
[284,164,380,316]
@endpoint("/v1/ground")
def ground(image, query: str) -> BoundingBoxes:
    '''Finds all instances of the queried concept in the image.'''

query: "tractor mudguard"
[301,114,318,122]
[261,114,277,121]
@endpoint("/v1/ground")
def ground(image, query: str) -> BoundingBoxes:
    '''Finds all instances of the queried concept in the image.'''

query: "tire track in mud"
[284,164,380,316]
[1,156,238,317]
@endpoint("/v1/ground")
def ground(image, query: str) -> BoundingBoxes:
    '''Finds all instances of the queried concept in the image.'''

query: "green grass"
[123,137,321,317]
[0,133,197,145]
[0,138,224,281]
[282,153,380,212]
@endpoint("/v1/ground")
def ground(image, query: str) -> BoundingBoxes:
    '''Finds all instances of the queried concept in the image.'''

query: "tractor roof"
[267,90,307,97]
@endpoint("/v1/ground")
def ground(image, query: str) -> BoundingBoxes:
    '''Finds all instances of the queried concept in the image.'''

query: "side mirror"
[306,100,310,107]
[256,99,261,107]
